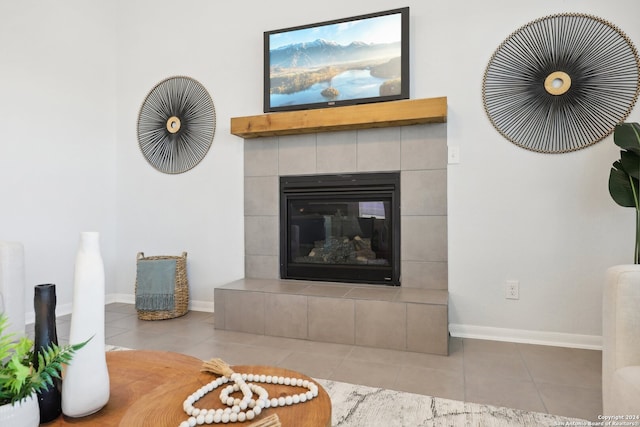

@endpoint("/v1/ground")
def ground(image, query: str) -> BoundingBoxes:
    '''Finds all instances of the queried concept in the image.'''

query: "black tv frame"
[264,7,410,113]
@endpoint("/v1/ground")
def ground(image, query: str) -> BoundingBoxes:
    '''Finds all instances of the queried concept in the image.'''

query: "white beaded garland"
[179,372,318,426]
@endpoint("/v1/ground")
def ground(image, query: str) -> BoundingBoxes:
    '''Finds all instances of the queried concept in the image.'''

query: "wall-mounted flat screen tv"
[264,7,409,113]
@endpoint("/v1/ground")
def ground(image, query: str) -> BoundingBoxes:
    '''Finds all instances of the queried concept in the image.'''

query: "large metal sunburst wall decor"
[137,76,216,173]
[482,13,640,153]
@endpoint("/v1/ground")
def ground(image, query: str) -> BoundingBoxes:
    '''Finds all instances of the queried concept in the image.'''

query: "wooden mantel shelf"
[230,97,447,138]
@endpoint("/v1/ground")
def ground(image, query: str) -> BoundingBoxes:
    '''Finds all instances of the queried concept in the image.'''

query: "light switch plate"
[448,146,460,164]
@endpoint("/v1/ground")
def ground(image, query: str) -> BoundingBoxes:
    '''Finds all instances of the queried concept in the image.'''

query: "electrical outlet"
[505,280,519,300]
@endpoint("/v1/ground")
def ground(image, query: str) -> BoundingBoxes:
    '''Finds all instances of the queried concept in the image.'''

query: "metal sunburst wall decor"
[137,76,216,173]
[482,13,640,153]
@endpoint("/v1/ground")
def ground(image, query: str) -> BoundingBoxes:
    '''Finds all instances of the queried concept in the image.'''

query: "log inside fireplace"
[280,172,400,285]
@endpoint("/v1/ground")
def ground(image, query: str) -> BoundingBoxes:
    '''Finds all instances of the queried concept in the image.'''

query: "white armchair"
[603,264,640,416]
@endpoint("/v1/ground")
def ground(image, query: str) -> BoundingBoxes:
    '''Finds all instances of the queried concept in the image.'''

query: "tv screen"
[264,7,409,113]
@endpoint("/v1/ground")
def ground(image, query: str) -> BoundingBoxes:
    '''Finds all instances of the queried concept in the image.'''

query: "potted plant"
[608,122,640,264]
[0,313,86,426]
[604,122,640,415]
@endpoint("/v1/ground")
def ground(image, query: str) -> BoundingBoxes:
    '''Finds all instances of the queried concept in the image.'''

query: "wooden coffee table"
[46,350,331,426]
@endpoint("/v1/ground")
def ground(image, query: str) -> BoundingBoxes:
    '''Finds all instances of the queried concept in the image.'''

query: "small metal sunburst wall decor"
[482,13,640,154]
[137,76,216,173]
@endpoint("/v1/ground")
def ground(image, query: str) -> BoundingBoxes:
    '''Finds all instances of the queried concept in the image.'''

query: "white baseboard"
[107,293,134,305]
[449,323,602,350]
[24,293,214,324]
[108,293,214,313]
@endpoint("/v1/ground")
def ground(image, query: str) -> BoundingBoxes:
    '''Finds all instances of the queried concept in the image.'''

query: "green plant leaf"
[27,339,91,398]
[621,150,640,180]
[610,163,638,207]
[614,122,640,155]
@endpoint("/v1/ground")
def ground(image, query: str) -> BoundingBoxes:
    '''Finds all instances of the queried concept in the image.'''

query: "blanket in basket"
[135,259,176,311]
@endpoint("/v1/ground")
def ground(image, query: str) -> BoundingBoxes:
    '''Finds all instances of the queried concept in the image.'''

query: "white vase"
[61,232,110,417]
[0,394,40,427]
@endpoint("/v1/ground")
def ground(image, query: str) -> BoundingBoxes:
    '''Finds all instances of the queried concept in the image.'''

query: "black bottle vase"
[33,283,62,422]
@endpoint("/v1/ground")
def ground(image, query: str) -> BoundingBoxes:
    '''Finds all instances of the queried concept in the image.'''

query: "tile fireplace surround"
[215,110,449,355]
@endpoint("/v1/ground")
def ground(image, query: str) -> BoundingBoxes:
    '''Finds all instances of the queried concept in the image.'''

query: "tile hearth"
[214,279,449,355]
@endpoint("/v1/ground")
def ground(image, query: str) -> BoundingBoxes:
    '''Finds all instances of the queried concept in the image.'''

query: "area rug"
[316,378,588,427]
[105,346,588,426]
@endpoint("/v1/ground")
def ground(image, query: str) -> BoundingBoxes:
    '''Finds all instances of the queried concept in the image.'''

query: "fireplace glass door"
[280,173,400,285]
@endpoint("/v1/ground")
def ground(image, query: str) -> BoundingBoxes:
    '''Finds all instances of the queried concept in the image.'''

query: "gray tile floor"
[38,303,602,422]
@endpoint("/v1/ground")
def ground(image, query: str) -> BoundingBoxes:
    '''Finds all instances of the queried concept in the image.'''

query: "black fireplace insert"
[280,172,400,285]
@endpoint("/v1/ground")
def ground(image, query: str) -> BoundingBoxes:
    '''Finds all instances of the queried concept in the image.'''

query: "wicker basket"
[135,252,189,320]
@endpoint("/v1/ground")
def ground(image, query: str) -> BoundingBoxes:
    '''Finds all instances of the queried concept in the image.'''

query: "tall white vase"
[61,232,110,417]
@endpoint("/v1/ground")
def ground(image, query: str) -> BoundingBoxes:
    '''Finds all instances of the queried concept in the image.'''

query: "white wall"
[112,1,249,309]
[2,0,638,346]
[436,1,639,348]
[0,1,117,318]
